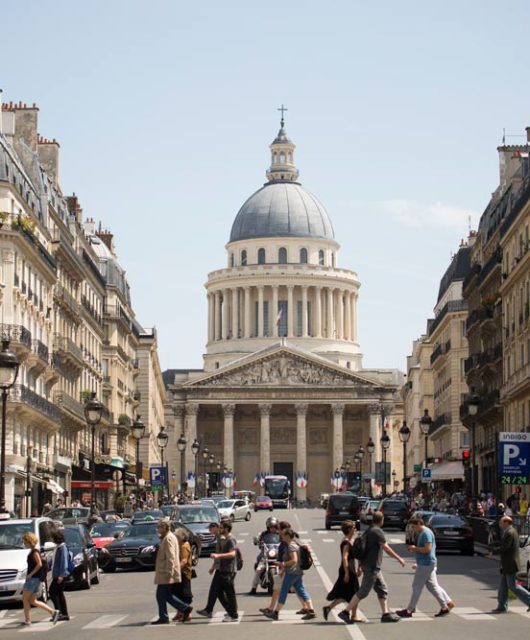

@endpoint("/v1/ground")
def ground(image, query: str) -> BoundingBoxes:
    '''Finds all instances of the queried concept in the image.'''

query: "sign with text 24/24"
[149,465,167,486]
[498,432,530,483]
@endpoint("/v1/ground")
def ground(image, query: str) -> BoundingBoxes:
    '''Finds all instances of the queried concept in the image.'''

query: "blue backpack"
[62,545,75,575]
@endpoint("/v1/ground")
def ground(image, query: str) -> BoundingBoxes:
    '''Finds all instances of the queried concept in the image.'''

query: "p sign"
[149,465,168,486]
[499,432,530,479]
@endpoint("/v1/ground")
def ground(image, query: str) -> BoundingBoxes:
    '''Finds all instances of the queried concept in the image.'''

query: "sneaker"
[259,607,272,614]
[263,610,278,621]
[58,615,70,622]
[222,614,239,622]
[338,610,355,625]
[151,619,170,625]
[51,610,60,626]
[396,609,413,618]
[295,609,306,614]
[434,608,450,617]
[491,608,508,614]
[446,601,455,610]
[301,610,316,621]
[196,609,212,618]
[323,606,331,621]
[181,607,193,623]
[381,612,401,623]
[22,622,31,626]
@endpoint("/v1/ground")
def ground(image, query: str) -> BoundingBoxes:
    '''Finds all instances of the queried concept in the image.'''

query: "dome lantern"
[266,105,299,183]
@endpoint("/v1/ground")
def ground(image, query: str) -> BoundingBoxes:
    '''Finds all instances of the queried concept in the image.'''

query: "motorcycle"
[253,534,280,594]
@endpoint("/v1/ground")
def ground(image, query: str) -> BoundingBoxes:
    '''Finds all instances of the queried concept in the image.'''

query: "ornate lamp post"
[201,446,209,498]
[419,409,432,504]
[171,471,176,497]
[357,446,365,476]
[392,469,397,492]
[216,459,222,492]
[206,452,214,496]
[0,340,19,513]
[366,437,375,497]
[84,392,104,515]
[398,421,411,493]
[380,431,390,498]
[177,434,187,491]
[157,426,169,500]
[131,415,146,509]
[191,439,200,498]
[466,390,480,498]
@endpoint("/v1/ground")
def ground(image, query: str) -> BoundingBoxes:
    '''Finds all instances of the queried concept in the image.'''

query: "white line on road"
[272,609,305,624]
[511,606,530,619]
[322,538,335,542]
[239,532,249,536]
[298,530,308,534]
[388,538,403,544]
[452,607,495,621]
[83,614,128,629]
[401,609,430,621]
[236,539,246,543]
[210,610,244,624]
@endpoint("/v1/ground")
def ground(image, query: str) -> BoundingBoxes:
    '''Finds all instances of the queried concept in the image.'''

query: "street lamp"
[366,437,375,497]
[171,471,176,497]
[191,439,200,498]
[419,409,432,505]
[25,444,33,518]
[380,431,390,498]
[157,426,169,500]
[177,433,187,491]
[131,415,146,509]
[357,446,364,476]
[398,421,411,493]
[466,389,480,499]
[0,339,19,513]
[392,469,397,492]
[84,392,103,515]
[201,446,209,498]
[216,459,222,492]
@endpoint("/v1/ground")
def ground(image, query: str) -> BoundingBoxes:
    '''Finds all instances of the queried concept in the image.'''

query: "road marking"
[272,609,305,624]
[298,530,308,534]
[20,621,67,632]
[322,538,335,542]
[210,610,244,624]
[511,606,530,618]
[402,609,430,621]
[388,538,403,544]
[83,614,128,629]
[300,539,312,544]
[239,532,249,536]
[236,539,246,544]
[452,607,495,621]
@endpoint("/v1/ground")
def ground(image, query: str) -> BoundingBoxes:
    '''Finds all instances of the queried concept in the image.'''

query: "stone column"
[207,293,213,342]
[344,290,351,341]
[314,286,322,338]
[222,289,230,340]
[287,286,294,338]
[336,289,344,339]
[231,288,239,338]
[326,288,334,338]
[185,404,199,477]
[295,403,308,502]
[214,291,221,340]
[352,293,358,343]
[223,404,235,471]
[332,403,345,471]
[368,406,381,472]
[272,285,279,338]
[173,405,186,481]
[301,286,308,337]
[259,404,271,475]
[244,287,251,338]
[258,286,264,338]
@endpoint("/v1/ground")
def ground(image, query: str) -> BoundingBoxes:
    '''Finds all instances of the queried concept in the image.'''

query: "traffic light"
[353,471,361,482]
[462,450,471,468]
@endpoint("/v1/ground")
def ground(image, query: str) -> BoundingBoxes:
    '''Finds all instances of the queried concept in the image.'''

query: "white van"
[0,517,56,602]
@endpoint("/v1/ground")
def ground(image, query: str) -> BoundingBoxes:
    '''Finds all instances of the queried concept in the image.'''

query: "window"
[258,248,266,264]
[278,300,288,337]
[278,247,287,264]
[241,250,247,266]
[318,249,325,266]
[230,253,234,267]
[263,301,269,336]
[296,301,303,336]
[300,248,308,264]
[331,253,335,267]
[280,153,285,163]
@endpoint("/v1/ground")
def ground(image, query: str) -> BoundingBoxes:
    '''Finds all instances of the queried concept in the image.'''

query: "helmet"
[266,516,278,528]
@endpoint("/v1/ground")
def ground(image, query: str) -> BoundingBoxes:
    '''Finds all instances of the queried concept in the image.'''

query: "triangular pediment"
[185,345,381,389]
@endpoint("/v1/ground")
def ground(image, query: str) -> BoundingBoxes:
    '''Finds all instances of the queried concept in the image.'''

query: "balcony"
[54,284,81,321]
[80,295,103,328]
[477,250,502,286]
[27,339,50,373]
[51,229,84,275]
[0,324,32,357]
[54,390,85,423]
[53,334,84,374]
[429,300,467,337]
[11,384,62,425]
[9,215,57,273]
[430,339,451,365]
[104,304,132,332]
[464,354,479,374]
[430,412,452,435]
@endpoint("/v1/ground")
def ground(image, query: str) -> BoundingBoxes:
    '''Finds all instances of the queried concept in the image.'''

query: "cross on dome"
[267,106,299,183]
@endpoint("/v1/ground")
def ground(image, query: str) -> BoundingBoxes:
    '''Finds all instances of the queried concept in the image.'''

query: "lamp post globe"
[398,420,411,493]
[381,432,390,450]
[366,438,375,455]
[191,439,200,456]
[132,415,146,440]
[466,389,480,497]
[177,434,187,452]
[157,426,169,450]
[0,340,19,513]
[84,391,103,426]
[380,432,390,498]
[131,415,145,509]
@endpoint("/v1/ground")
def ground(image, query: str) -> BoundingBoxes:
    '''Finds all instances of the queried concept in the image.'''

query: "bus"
[264,475,290,508]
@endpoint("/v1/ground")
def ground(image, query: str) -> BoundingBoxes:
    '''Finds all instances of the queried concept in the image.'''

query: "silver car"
[216,499,252,522]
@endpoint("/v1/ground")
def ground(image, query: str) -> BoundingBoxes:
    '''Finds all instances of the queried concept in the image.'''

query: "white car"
[216,499,252,522]
[0,517,56,602]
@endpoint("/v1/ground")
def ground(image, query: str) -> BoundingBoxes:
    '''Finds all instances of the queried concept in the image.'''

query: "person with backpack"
[323,520,360,622]
[209,520,239,622]
[263,527,316,621]
[49,528,71,622]
[21,532,60,626]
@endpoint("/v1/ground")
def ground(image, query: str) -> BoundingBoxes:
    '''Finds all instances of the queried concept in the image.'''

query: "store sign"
[499,432,530,485]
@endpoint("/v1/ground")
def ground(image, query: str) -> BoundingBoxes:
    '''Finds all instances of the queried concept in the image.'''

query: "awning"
[8,465,47,485]
[430,460,465,481]
[110,457,125,469]
[46,480,65,496]
[71,480,114,489]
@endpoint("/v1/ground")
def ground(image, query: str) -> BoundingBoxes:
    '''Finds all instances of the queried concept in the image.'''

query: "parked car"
[131,509,163,524]
[325,492,361,530]
[360,499,381,525]
[405,511,436,544]
[64,524,100,589]
[175,505,220,556]
[216,499,252,522]
[427,514,474,555]
[378,498,410,530]
[89,521,130,548]
[46,507,91,524]
[0,517,56,603]
[254,496,274,512]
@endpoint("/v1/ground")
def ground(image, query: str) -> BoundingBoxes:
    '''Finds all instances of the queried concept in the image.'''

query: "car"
[360,499,380,525]
[405,511,436,544]
[325,492,361,530]
[378,498,410,530]
[174,505,220,556]
[216,499,252,522]
[0,517,56,603]
[131,509,163,524]
[427,514,474,555]
[63,524,100,589]
[160,505,178,519]
[254,496,273,512]
[232,490,256,503]
[46,507,91,524]
[89,521,130,548]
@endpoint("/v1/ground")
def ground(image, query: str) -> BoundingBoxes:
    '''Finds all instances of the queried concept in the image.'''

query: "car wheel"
[269,508,273,512]
[254,508,257,512]
[191,544,199,566]
[462,546,474,556]
[325,523,331,530]
[82,567,91,590]
[230,514,235,522]
[103,563,116,573]
[245,512,251,521]
[91,562,100,585]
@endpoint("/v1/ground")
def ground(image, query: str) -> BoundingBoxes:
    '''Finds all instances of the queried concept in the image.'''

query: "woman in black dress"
[323,520,359,621]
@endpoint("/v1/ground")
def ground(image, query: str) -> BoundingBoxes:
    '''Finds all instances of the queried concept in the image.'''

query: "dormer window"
[300,248,308,264]
[241,250,247,266]
[278,247,287,264]
[318,249,325,266]
[258,248,266,264]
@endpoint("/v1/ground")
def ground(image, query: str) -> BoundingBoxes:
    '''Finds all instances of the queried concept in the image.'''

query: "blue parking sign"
[421,468,431,479]
[499,432,530,485]
[149,465,167,486]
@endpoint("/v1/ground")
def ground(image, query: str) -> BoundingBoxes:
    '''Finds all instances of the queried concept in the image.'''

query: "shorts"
[273,573,284,592]
[356,569,388,601]
[22,577,41,594]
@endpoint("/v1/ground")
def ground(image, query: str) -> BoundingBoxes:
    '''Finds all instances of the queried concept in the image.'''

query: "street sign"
[413,464,422,473]
[498,432,530,485]
[421,468,431,480]
[149,465,168,486]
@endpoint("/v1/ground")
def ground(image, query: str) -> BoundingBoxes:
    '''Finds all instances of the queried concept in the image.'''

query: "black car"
[47,507,91,525]
[378,498,410,530]
[175,505,220,556]
[427,515,474,555]
[325,492,360,530]
[63,524,100,590]
[131,509,163,524]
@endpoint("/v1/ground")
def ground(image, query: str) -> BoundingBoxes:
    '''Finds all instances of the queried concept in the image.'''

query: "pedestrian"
[492,516,530,613]
[520,495,529,516]
[21,532,59,626]
[395,516,454,618]
[49,528,71,621]
[152,519,192,624]
[172,528,193,622]
[209,520,239,622]
[263,527,316,621]
[338,511,405,625]
[196,522,222,619]
[323,519,360,621]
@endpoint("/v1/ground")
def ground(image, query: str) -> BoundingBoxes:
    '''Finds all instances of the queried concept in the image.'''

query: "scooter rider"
[249,517,280,594]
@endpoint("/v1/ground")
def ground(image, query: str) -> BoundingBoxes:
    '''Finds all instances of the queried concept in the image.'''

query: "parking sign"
[499,432,530,485]
[149,465,167,486]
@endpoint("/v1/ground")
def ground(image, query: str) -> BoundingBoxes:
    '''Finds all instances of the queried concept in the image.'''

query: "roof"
[437,245,471,303]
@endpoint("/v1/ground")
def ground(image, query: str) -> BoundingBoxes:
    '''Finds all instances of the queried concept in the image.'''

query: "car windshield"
[122,523,159,538]
[383,501,406,510]
[256,497,270,502]
[90,523,128,537]
[178,507,219,523]
[330,494,357,508]
[0,522,33,548]
[160,506,174,516]
[64,528,84,546]
[217,501,235,509]
[48,508,90,520]
[430,516,465,527]
[132,510,163,520]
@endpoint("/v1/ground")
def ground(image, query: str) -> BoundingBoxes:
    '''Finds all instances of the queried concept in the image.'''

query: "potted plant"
[118,413,131,426]
[0,212,8,228]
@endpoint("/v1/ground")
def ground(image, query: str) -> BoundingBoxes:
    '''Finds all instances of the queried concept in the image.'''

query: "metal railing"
[429,300,468,336]
[54,284,80,317]
[31,339,49,363]
[11,384,61,422]
[0,324,32,349]
[54,390,84,420]
[54,334,83,363]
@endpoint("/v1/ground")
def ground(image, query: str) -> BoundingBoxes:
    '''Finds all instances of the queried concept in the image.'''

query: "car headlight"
[267,549,277,559]
[141,545,156,554]
[18,568,27,579]
[73,553,84,566]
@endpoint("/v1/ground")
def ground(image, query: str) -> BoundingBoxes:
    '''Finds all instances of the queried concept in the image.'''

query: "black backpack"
[350,532,367,561]
[298,544,313,571]
[235,547,243,571]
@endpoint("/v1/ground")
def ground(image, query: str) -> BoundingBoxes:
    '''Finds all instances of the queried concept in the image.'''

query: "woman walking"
[21,532,59,626]
[172,528,193,622]
[323,520,360,621]
[49,529,71,621]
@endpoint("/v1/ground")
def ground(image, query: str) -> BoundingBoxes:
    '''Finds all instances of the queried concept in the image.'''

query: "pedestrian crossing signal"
[462,450,471,467]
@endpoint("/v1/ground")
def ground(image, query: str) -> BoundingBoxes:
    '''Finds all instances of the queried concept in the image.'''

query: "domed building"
[165,116,404,501]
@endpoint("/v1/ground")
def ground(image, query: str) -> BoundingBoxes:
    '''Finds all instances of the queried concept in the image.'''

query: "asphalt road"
[0,508,528,639]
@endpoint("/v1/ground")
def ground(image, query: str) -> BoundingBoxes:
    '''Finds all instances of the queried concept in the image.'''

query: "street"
[0,509,528,638]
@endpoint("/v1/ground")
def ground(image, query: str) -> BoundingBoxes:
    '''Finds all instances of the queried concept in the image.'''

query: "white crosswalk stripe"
[388,537,404,544]
[452,607,495,620]
[512,606,530,619]
[209,610,244,624]
[272,609,306,624]
[322,538,335,542]
[82,614,128,629]
[401,609,431,621]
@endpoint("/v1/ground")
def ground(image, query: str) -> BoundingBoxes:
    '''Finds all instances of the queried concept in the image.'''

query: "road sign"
[413,464,422,473]
[149,465,167,486]
[421,468,431,480]
[499,432,530,484]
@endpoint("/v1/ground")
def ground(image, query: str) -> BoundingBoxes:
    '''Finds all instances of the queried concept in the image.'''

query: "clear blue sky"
[3,1,530,372]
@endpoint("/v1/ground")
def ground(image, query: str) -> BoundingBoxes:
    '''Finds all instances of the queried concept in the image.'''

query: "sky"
[2,1,530,373]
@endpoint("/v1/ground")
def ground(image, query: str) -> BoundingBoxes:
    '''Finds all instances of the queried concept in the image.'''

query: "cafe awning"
[430,460,465,481]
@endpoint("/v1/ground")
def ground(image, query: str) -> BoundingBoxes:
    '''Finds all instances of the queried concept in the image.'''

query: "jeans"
[278,572,310,605]
[218,572,238,618]
[407,564,448,611]
[49,579,68,616]
[498,572,530,610]
[155,584,190,622]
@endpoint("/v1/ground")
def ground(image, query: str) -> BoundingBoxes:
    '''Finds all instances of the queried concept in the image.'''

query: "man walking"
[210,521,239,622]
[338,511,404,624]
[196,522,222,618]
[395,516,454,618]
[492,516,530,613]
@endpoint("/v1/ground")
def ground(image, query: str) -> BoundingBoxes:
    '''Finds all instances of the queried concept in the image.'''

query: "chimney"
[83,217,97,235]
[97,228,114,252]
[37,136,60,185]
[66,193,83,223]
[497,144,526,192]
[13,102,39,152]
